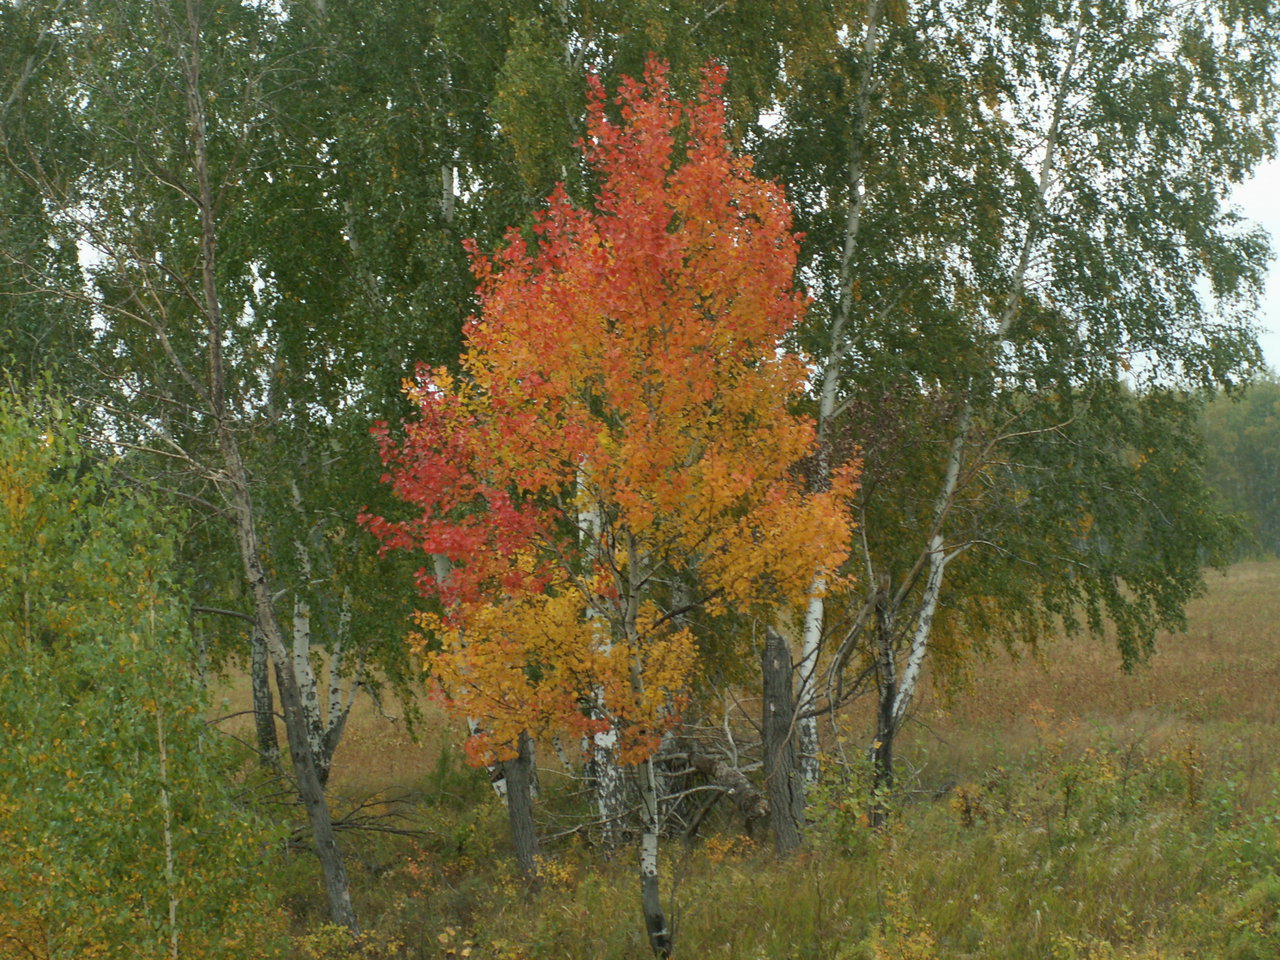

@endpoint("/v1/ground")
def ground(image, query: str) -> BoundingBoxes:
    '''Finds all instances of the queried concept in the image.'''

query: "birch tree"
[0,0,367,927]
[758,0,1278,792]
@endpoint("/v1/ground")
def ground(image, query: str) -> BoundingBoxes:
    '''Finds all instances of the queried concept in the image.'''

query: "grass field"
[223,559,1280,959]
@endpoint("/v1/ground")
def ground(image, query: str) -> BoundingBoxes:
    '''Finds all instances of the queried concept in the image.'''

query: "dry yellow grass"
[213,559,1280,800]
[901,558,1280,803]
[209,669,455,796]
[237,560,1280,958]
[943,559,1280,726]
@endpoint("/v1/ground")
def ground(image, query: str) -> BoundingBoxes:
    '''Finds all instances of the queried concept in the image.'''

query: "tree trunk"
[870,628,896,826]
[579,469,627,844]
[796,0,886,784]
[796,592,824,783]
[638,756,672,958]
[870,709,895,828]
[688,751,768,836]
[589,730,628,845]
[250,625,280,769]
[504,730,539,879]
[762,627,804,857]
[869,582,896,826]
[178,3,356,925]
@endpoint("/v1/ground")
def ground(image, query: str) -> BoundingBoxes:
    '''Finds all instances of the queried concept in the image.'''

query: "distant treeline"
[1203,376,1280,558]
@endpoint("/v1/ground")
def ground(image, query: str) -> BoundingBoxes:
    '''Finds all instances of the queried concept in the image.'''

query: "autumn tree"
[367,59,855,956]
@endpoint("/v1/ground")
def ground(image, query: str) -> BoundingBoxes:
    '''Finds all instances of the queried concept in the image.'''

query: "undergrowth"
[258,561,1280,958]
[279,720,1280,960]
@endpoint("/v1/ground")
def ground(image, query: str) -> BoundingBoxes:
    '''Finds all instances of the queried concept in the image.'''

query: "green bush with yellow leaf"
[0,390,284,959]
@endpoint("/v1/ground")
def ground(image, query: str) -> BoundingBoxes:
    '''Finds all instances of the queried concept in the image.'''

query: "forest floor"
[217,559,1280,960]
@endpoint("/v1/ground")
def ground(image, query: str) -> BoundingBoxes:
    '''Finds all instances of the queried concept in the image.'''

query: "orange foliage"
[364,58,856,766]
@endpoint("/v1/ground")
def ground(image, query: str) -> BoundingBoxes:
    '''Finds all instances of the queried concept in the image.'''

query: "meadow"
[224,560,1280,959]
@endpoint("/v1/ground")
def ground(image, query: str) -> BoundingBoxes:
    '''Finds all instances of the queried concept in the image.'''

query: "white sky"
[1232,156,1280,373]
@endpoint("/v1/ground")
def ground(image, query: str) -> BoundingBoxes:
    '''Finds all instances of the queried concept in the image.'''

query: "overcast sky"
[1232,156,1280,373]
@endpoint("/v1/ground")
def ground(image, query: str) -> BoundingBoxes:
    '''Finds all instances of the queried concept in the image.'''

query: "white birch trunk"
[882,398,968,745]
[468,716,509,801]
[156,703,179,960]
[441,163,456,225]
[797,0,886,784]
[637,756,671,957]
[890,534,945,728]
[179,18,356,920]
[881,15,1086,746]
[320,587,362,764]
[326,594,346,734]
[579,468,626,844]
[796,589,824,782]
[289,480,327,775]
[292,593,326,773]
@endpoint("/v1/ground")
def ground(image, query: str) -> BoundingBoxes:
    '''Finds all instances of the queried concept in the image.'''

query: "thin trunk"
[621,533,672,957]
[441,163,456,225]
[326,590,347,737]
[438,554,509,800]
[289,480,330,784]
[890,534,948,733]
[996,14,1085,341]
[870,7,1080,773]
[797,0,886,783]
[580,468,626,844]
[869,591,896,825]
[156,704,179,960]
[468,717,510,799]
[292,591,329,784]
[321,588,362,766]
[250,625,280,769]
[762,627,804,857]
[504,730,539,879]
[234,470,356,930]
[638,756,672,958]
[796,592,824,783]
[441,66,457,226]
[872,407,964,801]
[178,0,356,929]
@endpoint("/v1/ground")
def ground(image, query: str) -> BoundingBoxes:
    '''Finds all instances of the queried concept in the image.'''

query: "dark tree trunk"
[504,730,539,879]
[870,604,896,828]
[762,627,804,856]
[250,626,280,769]
[870,691,896,827]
